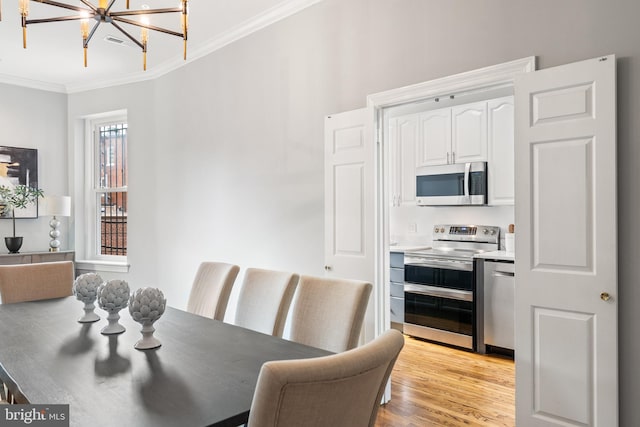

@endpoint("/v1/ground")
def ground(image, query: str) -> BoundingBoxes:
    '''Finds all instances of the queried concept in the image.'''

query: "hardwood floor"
[375,335,515,427]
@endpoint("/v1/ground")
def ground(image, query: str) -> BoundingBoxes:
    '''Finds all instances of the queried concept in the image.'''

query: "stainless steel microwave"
[416,162,487,206]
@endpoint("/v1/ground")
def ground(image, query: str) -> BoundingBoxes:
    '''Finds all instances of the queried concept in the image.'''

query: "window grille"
[97,123,127,256]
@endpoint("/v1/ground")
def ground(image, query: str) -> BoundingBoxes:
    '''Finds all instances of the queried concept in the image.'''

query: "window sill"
[76,260,130,274]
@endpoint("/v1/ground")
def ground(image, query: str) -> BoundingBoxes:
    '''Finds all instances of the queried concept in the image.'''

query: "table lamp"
[44,195,71,252]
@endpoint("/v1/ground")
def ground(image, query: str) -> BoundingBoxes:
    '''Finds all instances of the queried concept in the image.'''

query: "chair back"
[186,262,240,320]
[0,261,74,304]
[289,275,372,353]
[234,268,299,337]
[248,329,404,427]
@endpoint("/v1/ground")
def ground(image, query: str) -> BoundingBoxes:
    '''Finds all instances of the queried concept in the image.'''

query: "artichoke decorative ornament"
[129,287,166,350]
[73,272,103,323]
[97,279,130,335]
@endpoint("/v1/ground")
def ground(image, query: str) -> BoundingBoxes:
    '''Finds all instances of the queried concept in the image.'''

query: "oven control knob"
[490,229,496,235]
[440,227,445,233]
[434,227,439,233]
[483,228,489,235]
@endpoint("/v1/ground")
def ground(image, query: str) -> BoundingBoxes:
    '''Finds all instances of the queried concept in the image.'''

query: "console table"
[0,250,74,265]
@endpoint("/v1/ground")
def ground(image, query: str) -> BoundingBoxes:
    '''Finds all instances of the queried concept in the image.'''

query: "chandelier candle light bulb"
[19,0,28,49]
[80,15,89,67]
[141,16,149,71]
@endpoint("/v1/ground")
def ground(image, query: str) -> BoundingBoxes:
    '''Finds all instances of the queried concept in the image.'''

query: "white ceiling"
[0,0,320,93]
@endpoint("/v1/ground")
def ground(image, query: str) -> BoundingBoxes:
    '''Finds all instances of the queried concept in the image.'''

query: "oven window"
[405,293,473,336]
[404,264,474,291]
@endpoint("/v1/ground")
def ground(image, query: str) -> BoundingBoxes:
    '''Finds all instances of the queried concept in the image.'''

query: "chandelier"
[2,0,189,71]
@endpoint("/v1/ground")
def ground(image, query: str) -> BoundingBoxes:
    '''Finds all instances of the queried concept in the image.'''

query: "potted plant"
[0,184,44,253]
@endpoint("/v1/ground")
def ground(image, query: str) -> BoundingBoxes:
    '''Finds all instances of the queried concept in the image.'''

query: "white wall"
[0,83,68,252]
[24,0,640,424]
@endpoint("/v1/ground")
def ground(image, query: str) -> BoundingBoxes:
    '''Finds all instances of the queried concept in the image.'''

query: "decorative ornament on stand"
[73,273,103,323]
[97,279,130,335]
[129,287,166,350]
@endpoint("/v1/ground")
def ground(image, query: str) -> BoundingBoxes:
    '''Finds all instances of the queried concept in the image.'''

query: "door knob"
[600,292,611,301]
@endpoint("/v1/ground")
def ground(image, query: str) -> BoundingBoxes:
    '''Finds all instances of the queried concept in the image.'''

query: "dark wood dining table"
[0,296,331,427]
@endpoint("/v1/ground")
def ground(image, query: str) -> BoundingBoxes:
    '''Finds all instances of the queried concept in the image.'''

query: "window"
[85,115,128,261]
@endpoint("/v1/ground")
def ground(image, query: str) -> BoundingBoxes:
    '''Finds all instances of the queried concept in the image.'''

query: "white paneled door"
[514,55,617,426]
[324,107,376,344]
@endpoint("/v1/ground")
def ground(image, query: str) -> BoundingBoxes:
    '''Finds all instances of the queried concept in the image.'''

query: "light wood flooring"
[375,335,515,427]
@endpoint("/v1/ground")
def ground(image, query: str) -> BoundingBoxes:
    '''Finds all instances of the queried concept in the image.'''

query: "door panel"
[532,138,593,270]
[324,108,375,344]
[533,308,594,425]
[515,55,617,426]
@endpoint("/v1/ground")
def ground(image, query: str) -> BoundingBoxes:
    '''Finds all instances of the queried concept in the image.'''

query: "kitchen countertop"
[475,250,515,262]
[389,244,431,252]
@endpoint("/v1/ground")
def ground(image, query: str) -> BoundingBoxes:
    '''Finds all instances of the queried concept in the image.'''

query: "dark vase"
[5,237,23,254]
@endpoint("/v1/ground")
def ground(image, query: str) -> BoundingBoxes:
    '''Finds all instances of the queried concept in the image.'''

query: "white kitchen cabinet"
[416,101,487,167]
[487,96,515,205]
[416,108,451,167]
[389,114,418,207]
[451,101,488,163]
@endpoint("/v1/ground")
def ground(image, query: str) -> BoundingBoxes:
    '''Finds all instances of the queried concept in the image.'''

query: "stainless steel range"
[403,224,499,350]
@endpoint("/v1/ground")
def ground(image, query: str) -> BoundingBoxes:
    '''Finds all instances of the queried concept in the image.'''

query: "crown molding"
[65,0,324,94]
[0,73,67,94]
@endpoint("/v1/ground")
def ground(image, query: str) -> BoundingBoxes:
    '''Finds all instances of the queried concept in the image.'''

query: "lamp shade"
[44,196,71,217]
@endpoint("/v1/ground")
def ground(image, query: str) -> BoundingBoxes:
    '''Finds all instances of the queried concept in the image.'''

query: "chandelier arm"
[110,8,182,17]
[32,0,89,13]
[83,21,101,48]
[26,15,94,24]
[78,0,97,13]
[112,16,183,38]
[105,0,117,14]
[109,20,144,50]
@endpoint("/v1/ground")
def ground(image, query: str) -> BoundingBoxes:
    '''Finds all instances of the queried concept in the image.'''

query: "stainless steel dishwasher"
[483,260,515,352]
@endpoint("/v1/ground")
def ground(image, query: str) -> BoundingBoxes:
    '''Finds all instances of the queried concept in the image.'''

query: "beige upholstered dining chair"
[247,329,404,427]
[233,268,299,337]
[0,261,74,304]
[186,262,240,321]
[288,275,372,353]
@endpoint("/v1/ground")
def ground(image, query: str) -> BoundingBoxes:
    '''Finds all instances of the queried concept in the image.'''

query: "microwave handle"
[464,162,471,197]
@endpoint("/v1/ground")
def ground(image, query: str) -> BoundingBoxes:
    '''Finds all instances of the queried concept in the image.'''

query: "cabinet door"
[487,96,515,205]
[397,115,417,206]
[389,115,417,206]
[451,101,487,163]
[416,108,451,166]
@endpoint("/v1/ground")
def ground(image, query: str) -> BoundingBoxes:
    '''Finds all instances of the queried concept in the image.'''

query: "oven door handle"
[404,284,473,302]
[404,257,473,271]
